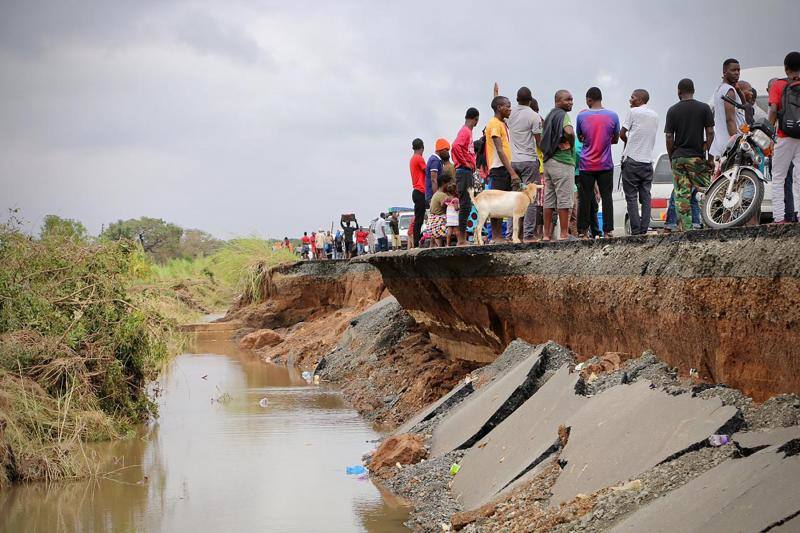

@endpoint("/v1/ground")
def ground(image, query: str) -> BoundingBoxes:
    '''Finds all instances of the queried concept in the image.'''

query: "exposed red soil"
[368,434,428,479]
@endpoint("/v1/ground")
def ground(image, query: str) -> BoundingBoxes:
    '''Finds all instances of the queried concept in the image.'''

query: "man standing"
[409,138,427,247]
[507,86,543,242]
[355,227,368,255]
[426,139,450,205]
[769,51,800,225]
[340,215,358,259]
[389,212,401,250]
[540,90,576,241]
[620,89,659,235]
[375,213,389,252]
[301,231,311,259]
[710,58,746,159]
[748,88,768,123]
[451,107,479,245]
[576,87,620,238]
[486,95,520,241]
[665,78,715,231]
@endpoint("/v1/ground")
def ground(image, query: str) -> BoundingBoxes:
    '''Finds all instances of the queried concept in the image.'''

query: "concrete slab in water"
[550,380,738,505]
[392,381,473,436]
[452,365,586,510]
[430,344,545,457]
[610,429,800,532]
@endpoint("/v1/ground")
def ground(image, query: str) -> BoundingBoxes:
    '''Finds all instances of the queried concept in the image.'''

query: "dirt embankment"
[367,225,800,401]
[225,260,388,367]
[316,298,480,428]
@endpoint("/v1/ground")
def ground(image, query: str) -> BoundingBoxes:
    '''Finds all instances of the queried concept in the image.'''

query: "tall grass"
[209,238,296,301]
[147,238,297,313]
[0,227,174,486]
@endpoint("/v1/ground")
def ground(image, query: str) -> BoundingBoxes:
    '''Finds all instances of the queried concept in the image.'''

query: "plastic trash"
[302,371,312,381]
[574,362,587,372]
[449,463,461,475]
[708,435,729,447]
[346,465,367,475]
[258,397,269,408]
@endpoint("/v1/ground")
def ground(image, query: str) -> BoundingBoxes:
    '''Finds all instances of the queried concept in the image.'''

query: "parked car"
[611,155,674,235]
[397,211,427,248]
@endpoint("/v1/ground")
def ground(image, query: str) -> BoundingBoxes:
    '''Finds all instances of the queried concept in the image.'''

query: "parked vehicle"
[612,155,674,235]
[397,211,427,248]
[700,120,775,228]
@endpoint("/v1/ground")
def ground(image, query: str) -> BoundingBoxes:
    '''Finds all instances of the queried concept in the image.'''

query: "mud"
[226,260,386,331]
[367,225,800,401]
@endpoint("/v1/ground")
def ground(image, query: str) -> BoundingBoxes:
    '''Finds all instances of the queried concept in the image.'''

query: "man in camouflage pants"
[672,157,711,230]
[664,78,715,230]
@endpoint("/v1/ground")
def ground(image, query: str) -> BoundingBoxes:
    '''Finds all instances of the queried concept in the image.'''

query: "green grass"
[147,238,297,315]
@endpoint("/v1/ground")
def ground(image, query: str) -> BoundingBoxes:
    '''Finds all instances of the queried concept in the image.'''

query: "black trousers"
[577,169,614,234]
[455,168,473,233]
[621,159,654,235]
[412,189,426,247]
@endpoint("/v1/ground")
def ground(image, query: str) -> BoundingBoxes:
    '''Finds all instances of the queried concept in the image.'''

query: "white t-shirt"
[507,104,543,163]
[375,217,387,239]
[621,105,659,164]
[710,82,745,157]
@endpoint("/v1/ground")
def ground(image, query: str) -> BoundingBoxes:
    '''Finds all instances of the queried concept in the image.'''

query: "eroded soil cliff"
[367,225,800,401]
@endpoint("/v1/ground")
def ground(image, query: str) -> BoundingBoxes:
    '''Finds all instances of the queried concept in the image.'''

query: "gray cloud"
[1,0,797,238]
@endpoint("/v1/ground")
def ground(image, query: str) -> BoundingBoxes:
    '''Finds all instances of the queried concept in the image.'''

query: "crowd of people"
[405,51,800,245]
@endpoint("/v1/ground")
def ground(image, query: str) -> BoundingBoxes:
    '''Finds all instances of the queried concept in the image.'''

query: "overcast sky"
[1,0,796,239]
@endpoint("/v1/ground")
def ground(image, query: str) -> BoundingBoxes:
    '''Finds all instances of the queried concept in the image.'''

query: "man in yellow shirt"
[485,95,520,242]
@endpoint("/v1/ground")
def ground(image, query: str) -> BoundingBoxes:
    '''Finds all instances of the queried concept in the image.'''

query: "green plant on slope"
[0,226,174,486]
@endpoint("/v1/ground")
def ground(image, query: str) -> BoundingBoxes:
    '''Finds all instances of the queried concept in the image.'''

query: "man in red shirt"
[301,232,311,259]
[768,51,800,224]
[409,138,427,247]
[452,107,480,245]
[355,228,369,256]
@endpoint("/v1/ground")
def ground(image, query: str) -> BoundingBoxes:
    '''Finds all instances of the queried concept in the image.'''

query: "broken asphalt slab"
[550,380,739,505]
[430,344,545,457]
[452,364,586,510]
[610,427,800,532]
[392,381,474,436]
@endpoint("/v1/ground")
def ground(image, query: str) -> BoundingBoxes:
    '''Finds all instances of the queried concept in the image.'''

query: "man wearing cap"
[425,138,451,205]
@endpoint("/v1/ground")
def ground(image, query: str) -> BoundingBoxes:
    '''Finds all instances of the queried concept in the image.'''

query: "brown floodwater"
[0,333,410,532]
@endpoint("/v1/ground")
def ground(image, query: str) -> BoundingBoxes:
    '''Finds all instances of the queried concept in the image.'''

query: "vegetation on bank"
[0,225,173,486]
[0,214,298,486]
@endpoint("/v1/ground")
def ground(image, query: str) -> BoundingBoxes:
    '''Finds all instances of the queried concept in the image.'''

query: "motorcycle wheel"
[701,168,763,229]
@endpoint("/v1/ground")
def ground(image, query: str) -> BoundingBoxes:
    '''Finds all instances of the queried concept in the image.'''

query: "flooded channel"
[0,333,409,532]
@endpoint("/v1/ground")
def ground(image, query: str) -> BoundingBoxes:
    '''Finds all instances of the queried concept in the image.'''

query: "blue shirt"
[425,154,443,201]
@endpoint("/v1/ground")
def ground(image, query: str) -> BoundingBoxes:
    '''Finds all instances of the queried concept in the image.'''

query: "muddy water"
[0,333,409,532]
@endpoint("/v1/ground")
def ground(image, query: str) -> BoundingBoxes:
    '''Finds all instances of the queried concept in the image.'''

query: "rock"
[239,328,284,349]
[368,434,428,479]
[450,503,497,531]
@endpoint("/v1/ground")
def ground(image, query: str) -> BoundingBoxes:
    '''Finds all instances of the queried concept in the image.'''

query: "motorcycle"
[700,115,776,229]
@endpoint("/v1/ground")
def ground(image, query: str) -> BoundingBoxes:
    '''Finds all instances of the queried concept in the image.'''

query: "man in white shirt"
[374,213,389,252]
[506,86,543,241]
[710,58,746,158]
[620,89,659,235]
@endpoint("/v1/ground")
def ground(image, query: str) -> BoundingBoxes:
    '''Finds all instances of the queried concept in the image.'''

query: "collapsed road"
[229,224,800,532]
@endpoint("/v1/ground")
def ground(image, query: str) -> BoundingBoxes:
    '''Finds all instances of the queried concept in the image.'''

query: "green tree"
[101,217,183,263]
[179,229,222,259]
[39,215,87,242]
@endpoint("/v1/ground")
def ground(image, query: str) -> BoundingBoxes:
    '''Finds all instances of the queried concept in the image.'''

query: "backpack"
[779,79,800,138]
[474,128,488,172]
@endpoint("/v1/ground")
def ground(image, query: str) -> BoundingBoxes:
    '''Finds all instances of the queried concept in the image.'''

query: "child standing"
[443,182,460,247]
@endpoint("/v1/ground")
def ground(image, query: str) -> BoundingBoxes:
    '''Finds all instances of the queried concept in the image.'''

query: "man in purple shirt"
[576,87,620,238]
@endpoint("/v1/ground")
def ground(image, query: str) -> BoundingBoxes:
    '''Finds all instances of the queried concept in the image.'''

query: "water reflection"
[0,332,409,533]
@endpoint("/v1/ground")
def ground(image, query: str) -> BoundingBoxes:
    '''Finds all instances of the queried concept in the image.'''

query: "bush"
[0,225,174,485]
